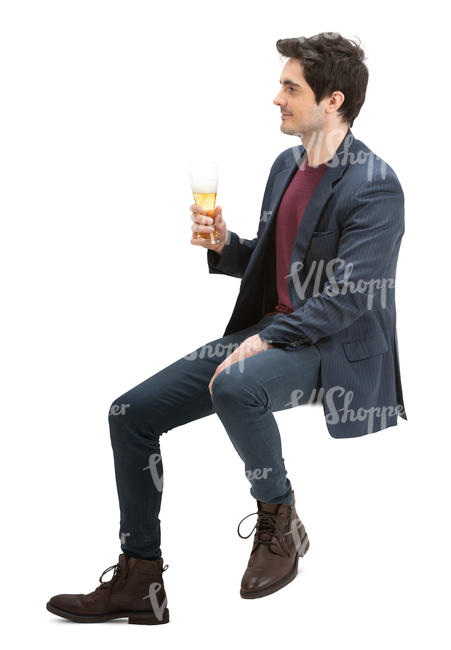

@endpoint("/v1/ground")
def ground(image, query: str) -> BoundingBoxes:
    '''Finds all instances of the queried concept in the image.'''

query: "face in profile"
[273,57,343,138]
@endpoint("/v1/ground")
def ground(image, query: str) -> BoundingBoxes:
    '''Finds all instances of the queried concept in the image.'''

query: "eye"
[288,87,296,92]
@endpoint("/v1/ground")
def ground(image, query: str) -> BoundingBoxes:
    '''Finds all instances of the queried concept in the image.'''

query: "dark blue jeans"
[108,313,321,560]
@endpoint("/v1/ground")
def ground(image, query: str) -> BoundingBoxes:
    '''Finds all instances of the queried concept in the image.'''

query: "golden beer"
[189,161,221,245]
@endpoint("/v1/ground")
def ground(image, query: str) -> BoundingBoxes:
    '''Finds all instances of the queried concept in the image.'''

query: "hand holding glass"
[188,160,221,245]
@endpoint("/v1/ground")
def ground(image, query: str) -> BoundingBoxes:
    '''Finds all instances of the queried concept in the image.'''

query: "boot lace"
[94,556,169,593]
[237,511,277,543]
[237,510,290,556]
[95,555,128,591]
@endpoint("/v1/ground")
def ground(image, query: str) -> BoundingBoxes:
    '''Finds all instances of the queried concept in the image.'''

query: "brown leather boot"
[237,489,309,598]
[46,553,169,624]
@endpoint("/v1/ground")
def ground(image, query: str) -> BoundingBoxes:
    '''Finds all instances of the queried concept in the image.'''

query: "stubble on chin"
[281,124,303,137]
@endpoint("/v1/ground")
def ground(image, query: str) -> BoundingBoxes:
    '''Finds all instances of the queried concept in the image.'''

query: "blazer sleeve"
[258,171,405,347]
[207,230,257,279]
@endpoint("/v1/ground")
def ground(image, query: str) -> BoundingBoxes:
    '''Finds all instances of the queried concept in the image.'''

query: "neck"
[301,124,349,166]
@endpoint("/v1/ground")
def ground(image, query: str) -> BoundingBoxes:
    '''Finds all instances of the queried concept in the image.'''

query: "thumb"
[214,205,223,221]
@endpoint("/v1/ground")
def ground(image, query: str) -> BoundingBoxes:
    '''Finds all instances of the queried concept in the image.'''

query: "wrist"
[257,334,274,350]
[214,236,227,256]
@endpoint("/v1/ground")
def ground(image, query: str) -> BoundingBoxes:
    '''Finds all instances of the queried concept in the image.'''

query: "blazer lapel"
[290,127,354,268]
[244,128,355,281]
[243,158,300,279]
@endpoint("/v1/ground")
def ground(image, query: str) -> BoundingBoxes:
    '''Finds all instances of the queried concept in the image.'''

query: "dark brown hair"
[276,32,368,127]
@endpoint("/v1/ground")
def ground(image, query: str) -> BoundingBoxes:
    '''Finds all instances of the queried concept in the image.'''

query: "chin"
[281,125,297,136]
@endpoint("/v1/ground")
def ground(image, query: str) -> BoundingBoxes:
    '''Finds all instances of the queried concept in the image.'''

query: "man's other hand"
[208,334,274,395]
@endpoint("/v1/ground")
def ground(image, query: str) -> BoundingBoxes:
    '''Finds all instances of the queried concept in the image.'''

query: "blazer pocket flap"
[342,332,388,362]
[311,229,339,237]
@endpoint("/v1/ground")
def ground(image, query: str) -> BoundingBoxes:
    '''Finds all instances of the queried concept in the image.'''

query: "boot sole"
[46,601,169,625]
[240,533,309,599]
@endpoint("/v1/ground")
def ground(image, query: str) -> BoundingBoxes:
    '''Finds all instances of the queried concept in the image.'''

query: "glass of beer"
[188,160,221,244]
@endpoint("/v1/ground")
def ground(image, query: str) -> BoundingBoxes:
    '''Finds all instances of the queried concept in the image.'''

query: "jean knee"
[210,367,247,406]
[108,391,134,426]
[108,396,132,421]
[108,391,162,450]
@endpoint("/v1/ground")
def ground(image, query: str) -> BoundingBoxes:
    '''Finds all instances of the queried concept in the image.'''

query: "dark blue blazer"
[207,128,407,438]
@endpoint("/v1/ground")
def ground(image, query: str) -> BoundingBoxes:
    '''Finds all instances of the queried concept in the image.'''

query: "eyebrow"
[279,79,301,87]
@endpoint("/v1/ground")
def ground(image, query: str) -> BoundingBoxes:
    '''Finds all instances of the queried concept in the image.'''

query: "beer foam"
[190,177,218,194]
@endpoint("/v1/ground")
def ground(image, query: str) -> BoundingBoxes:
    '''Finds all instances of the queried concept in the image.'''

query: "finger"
[208,373,218,393]
[190,234,223,246]
[190,205,207,216]
[191,223,214,233]
[190,212,214,226]
[191,235,209,244]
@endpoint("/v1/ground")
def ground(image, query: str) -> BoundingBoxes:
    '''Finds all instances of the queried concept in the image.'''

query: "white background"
[1,0,450,648]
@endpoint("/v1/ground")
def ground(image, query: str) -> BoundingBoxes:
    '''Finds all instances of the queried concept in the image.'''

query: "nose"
[273,91,285,107]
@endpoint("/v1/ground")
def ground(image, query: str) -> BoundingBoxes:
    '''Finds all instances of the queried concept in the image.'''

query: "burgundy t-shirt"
[263,155,328,317]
